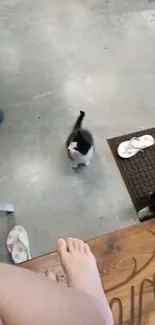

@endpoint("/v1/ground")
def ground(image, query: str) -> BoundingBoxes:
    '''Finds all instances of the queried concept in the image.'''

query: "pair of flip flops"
[117,135,155,158]
[6,225,31,264]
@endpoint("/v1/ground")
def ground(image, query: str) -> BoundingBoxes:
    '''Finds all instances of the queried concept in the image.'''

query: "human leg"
[0,265,110,325]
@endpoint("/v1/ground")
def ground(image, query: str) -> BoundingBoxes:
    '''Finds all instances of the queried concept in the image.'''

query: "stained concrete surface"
[0,0,155,261]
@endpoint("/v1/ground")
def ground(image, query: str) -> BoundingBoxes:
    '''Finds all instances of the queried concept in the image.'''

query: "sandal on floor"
[6,225,31,264]
[117,135,154,158]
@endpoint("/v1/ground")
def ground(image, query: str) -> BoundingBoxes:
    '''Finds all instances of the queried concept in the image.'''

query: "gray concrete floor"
[0,0,155,261]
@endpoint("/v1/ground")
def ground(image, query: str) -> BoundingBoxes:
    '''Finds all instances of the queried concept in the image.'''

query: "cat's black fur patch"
[149,191,155,214]
[66,111,93,156]
[138,190,155,221]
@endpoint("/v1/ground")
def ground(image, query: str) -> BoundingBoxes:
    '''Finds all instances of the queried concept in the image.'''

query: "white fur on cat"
[68,142,93,168]
[138,206,153,220]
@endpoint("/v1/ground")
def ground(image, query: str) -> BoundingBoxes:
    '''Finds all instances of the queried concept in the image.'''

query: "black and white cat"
[138,191,155,221]
[66,111,94,168]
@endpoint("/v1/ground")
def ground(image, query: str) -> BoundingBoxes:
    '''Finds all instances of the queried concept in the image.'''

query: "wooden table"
[20,220,155,325]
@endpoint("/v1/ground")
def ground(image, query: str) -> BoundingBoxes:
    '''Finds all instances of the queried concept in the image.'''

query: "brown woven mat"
[107,128,155,212]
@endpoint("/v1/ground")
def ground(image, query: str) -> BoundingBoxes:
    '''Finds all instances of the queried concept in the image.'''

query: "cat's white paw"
[71,161,78,169]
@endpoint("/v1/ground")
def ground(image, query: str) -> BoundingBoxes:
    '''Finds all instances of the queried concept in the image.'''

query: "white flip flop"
[6,225,31,264]
[117,135,155,158]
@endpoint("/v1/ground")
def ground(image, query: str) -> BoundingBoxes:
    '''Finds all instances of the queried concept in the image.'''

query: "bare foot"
[57,238,114,325]
[57,238,109,305]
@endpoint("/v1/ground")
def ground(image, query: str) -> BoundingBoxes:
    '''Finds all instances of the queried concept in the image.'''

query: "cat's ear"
[78,130,86,141]
[77,129,82,138]
[78,130,89,144]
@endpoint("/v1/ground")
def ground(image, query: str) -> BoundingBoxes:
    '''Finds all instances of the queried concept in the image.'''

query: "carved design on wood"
[130,285,135,324]
[109,230,155,325]
[106,230,155,294]
[137,275,155,325]
[110,276,155,325]
[110,298,123,325]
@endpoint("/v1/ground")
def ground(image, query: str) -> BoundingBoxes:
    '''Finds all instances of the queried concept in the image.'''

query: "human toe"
[57,238,67,256]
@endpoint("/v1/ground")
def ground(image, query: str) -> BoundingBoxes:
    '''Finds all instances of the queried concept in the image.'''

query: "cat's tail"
[73,111,85,131]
